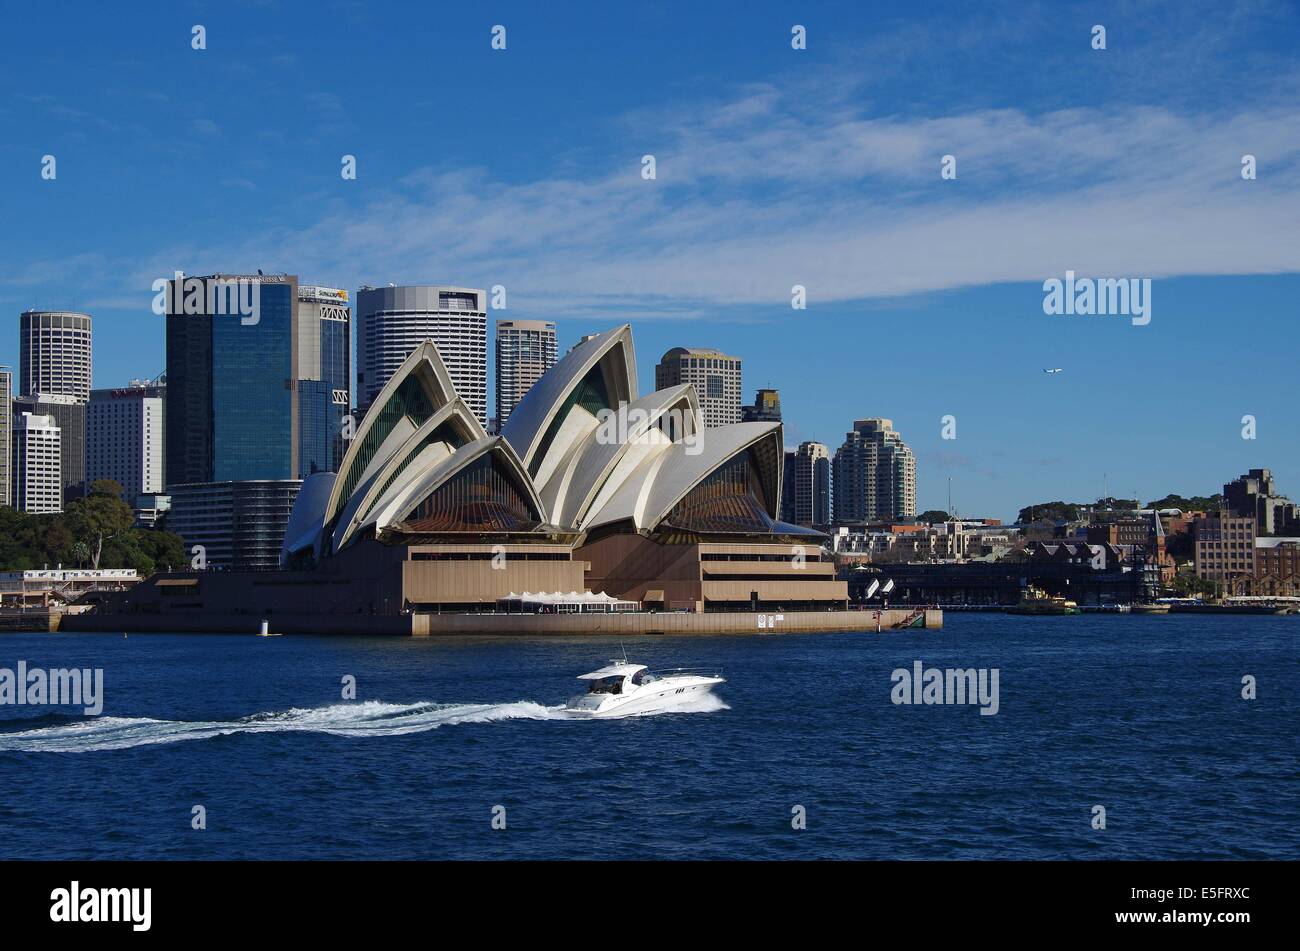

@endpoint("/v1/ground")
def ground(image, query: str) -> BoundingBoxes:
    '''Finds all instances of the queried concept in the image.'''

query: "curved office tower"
[20,311,92,402]
[356,285,487,426]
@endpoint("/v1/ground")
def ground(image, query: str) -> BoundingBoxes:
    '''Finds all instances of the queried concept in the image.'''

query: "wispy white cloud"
[30,62,1300,321]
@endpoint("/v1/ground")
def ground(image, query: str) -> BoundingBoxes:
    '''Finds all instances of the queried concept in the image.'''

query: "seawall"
[59,608,941,636]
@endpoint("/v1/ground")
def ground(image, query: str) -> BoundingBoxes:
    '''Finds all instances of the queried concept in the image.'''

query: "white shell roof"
[323,340,459,528]
[332,398,484,552]
[304,327,793,556]
[500,325,636,473]
[281,471,336,564]
[543,384,699,529]
[584,421,783,532]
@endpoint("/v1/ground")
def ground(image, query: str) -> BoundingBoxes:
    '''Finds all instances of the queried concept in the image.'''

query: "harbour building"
[99,326,853,628]
[357,285,488,425]
[164,273,346,565]
[654,346,742,429]
[783,441,832,528]
[296,285,352,475]
[13,412,62,513]
[741,388,782,423]
[20,310,92,403]
[832,418,916,522]
[12,393,84,501]
[0,366,10,507]
[87,380,165,502]
[167,480,302,571]
[495,319,557,428]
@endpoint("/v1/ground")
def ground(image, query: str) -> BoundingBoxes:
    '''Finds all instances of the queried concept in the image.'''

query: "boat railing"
[649,666,722,678]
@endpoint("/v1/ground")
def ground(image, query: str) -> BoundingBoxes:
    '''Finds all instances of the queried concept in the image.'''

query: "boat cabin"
[577,663,658,695]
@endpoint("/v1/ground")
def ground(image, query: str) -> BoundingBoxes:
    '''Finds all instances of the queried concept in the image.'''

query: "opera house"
[74,327,936,634]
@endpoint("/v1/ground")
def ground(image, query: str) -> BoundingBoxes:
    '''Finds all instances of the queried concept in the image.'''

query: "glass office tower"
[211,279,295,482]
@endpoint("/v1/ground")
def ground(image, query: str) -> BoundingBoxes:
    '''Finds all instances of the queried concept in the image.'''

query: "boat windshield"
[630,670,656,686]
[587,676,624,695]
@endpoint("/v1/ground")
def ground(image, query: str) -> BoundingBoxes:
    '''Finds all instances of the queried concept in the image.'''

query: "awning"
[644,589,665,602]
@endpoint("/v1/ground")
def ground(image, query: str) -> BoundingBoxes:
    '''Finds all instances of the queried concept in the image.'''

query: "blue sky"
[1,0,1297,521]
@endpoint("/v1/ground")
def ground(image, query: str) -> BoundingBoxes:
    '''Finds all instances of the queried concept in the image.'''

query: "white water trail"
[0,695,727,753]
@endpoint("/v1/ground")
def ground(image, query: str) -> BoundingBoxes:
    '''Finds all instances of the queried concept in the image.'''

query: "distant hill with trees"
[1016,493,1221,525]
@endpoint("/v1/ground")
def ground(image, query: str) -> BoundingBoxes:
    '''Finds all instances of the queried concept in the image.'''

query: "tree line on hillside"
[0,480,185,575]
[1016,494,1224,525]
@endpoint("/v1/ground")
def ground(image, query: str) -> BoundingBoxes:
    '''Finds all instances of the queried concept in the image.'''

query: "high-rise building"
[357,285,487,424]
[654,347,742,429]
[741,388,782,423]
[784,441,832,527]
[832,418,916,522]
[167,480,302,571]
[164,273,346,568]
[0,366,11,507]
[13,412,62,513]
[297,285,352,475]
[166,273,343,485]
[496,319,557,427]
[20,311,92,402]
[166,273,297,485]
[13,393,84,500]
[87,380,165,502]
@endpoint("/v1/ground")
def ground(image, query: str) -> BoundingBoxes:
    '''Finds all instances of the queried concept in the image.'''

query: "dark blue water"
[0,615,1295,859]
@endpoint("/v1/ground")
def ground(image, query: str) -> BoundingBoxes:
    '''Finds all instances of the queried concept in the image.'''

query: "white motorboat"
[564,659,725,718]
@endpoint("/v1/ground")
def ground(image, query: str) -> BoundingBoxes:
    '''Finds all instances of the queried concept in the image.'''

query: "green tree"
[63,480,137,570]
[917,509,952,524]
[1016,501,1082,524]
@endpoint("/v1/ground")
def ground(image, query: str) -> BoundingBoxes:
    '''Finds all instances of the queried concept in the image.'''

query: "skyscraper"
[0,366,10,507]
[297,285,352,475]
[832,418,916,522]
[166,273,295,483]
[13,412,61,513]
[357,285,487,424]
[654,347,742,429]
[13,393,84,500]
[784,441,832,527]
[87,380,165,502]
[20,311,92,402]
[165,273,341,567]
[496,319,557,427]
[166,273,340,484]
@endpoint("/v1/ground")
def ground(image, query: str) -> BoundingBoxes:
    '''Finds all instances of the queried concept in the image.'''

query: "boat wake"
[0,695,727,753]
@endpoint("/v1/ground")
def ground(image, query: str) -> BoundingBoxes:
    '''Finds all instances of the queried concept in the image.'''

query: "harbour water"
[0,614,1295,860]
